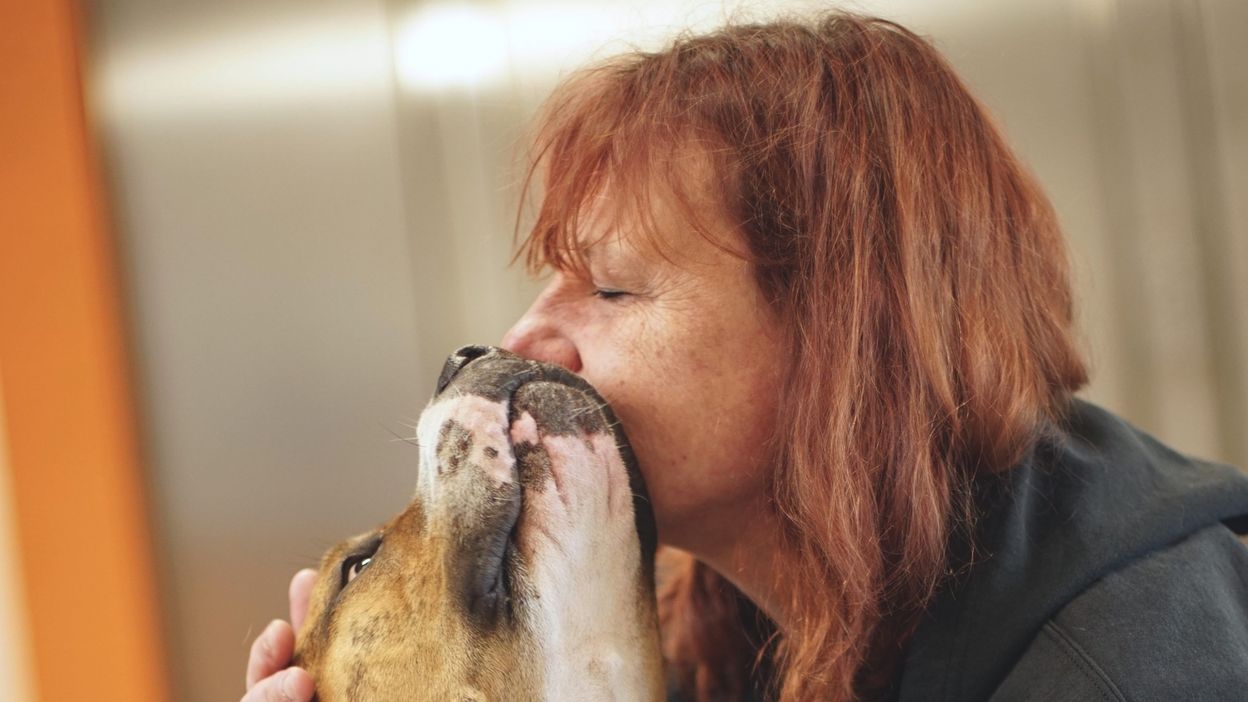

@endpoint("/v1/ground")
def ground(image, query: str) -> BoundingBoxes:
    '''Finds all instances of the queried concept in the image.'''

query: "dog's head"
[293,346,663,700]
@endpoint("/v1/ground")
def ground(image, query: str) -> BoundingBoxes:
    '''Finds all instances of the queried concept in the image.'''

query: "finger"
[240,667,315,702]
[289,568,317,634]
[245,619,294,690]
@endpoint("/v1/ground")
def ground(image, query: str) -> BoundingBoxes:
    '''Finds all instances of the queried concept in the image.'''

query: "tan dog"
[293,346,664,700]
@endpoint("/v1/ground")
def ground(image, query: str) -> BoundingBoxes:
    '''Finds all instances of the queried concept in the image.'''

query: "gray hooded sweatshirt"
[895,399,1248,701]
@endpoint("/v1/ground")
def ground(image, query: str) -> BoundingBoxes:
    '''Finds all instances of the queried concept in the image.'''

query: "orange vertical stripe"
[0,1,168,701]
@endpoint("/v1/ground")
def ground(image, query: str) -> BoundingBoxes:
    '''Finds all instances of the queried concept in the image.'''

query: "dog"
[293,345,664,700]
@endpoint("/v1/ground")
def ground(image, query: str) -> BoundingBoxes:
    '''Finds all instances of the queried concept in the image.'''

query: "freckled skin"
[502,202,787,562]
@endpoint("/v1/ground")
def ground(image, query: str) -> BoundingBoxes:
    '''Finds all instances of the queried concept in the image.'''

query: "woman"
[244,12,1248,701]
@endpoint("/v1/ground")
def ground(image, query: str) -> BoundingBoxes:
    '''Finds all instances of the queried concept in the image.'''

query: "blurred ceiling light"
[501,3,629,73]
[393,4,509,91]
[96,1,818,117]
[392,2,682,93]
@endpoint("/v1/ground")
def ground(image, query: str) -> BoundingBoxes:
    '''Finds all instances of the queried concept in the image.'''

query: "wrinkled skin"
[293,346,663,701]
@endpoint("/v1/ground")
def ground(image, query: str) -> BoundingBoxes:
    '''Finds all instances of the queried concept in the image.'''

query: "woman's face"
[500,201,785,554]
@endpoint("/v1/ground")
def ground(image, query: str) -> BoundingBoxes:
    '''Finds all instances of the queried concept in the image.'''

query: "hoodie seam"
[1040,621,1128,702]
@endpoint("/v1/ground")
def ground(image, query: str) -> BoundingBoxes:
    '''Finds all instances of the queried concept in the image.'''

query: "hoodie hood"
[895,399,1248,702]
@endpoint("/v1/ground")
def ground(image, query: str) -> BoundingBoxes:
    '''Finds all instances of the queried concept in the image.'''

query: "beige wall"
[0,367,35,702]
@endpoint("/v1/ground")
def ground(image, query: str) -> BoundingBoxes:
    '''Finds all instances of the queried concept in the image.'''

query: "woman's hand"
[241,569,318,702]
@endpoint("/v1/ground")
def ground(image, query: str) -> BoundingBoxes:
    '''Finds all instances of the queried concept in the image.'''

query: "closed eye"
[592,288,630,301]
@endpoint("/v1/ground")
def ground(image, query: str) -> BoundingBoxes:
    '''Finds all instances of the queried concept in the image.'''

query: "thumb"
[289,568,317,634]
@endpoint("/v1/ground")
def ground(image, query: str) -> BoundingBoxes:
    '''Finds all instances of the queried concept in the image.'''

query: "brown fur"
[294,503,542,701]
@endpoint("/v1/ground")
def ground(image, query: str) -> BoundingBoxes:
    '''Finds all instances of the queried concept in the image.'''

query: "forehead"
[575,187,746,274]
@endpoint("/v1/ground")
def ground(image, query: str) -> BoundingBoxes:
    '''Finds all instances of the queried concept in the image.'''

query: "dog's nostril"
[435,345,494,396]
[456,345,492,363]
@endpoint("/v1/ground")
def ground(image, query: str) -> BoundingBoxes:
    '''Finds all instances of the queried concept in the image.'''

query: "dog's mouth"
[437,346,651,529]
[434,346,657,624]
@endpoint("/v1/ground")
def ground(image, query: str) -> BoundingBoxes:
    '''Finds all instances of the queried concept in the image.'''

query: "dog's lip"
[442,346,657,578]
[498,360,658,570]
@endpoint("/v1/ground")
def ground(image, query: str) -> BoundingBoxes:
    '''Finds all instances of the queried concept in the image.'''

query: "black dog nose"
[435,345,494,396]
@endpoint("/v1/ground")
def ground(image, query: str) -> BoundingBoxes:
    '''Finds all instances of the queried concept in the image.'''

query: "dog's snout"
[435,345,494,396]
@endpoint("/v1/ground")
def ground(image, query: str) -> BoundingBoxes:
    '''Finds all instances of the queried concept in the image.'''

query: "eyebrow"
[584,239,636,272]
[580,234,614,267]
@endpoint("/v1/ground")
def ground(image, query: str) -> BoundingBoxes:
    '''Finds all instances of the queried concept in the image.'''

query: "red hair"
[515,12,1088,701]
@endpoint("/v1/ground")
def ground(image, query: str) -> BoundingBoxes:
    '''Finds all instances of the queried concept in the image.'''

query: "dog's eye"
[340,547,378,589]
[346,556,371,582]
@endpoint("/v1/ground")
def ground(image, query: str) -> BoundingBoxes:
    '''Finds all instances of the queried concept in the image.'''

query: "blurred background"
[1,0,1244,700]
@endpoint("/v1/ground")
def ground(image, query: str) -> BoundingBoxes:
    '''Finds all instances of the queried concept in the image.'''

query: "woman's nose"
[501,310,582,373]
